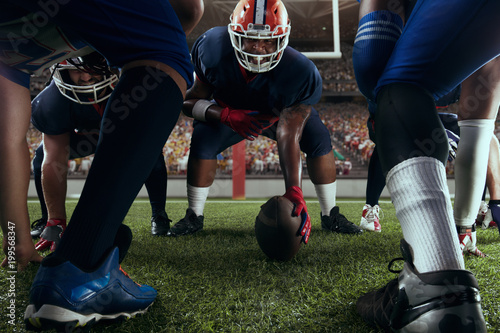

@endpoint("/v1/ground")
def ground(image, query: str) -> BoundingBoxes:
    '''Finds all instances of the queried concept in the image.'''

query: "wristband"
[192,99,214,122]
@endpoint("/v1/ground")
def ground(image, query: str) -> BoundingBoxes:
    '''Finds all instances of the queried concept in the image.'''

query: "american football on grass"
[254,196,303,261]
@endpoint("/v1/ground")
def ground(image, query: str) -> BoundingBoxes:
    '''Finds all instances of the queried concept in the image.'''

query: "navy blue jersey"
[0,0,193,88]
[31,82,104,135]
[376,0,500,100]
[192,27,322,114]
[189,27,331,160]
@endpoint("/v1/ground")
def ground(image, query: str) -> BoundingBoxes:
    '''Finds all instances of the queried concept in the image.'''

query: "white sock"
[187,184,210,216]
[454,119,494,227]
[386,157,464,272]
[314,182,337,216]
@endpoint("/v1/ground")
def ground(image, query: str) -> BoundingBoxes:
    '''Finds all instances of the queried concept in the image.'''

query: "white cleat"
[359,204,381,232]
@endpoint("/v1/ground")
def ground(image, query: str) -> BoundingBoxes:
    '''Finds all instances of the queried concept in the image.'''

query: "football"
[254,196,303,261]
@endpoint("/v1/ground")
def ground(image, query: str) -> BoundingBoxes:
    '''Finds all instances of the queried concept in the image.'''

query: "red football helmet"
[52,52,118,104]
[228,0,290,73]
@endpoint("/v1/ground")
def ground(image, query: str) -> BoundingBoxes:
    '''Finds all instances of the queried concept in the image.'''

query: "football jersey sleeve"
[277,48,323,107]
[31,83,76,135]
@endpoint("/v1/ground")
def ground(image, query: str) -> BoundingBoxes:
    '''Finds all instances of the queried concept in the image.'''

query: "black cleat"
[321,206,363,234]
[30,218,47,239]
[356,239,487,332]
[151,211,172,236]
[167,208,204,237]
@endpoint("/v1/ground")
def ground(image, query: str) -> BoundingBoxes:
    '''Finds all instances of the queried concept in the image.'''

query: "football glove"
[220,107,278,141]
[283,186,311,244]
[35,218,66,252]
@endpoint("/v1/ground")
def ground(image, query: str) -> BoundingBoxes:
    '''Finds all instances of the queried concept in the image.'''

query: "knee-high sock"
[33,144,48,219]
[55,66,183,270]
[353,10,403,102]
[454,119,494,227]
[387,157,464,272]
[145,153,168,217]
[365,147,386,206]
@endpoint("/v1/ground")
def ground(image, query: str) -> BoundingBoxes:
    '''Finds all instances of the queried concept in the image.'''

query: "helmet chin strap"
[46,63,59,87]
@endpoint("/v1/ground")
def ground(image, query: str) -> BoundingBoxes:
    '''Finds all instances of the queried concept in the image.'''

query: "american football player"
[352,0,500,331]
[353,0,500,253]
[476,135,500,230]
[30,53,172,251]
[167,0,362,240]
[0,0,203,330]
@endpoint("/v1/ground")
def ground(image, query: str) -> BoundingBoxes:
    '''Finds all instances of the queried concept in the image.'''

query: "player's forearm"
[169,0,204,36]
[42,160,68,220]
[277,131,302,189]
[183,99,223,122]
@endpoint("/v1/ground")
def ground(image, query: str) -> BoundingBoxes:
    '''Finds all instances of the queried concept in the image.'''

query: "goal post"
[301,0,342,59]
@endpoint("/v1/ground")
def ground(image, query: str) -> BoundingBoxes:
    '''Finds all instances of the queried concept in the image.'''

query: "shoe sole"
[359,227,381,232]
[25,303,153,332]
[151,230,170,236]
[359,225,381,232]
[321,226,363,234]
[359,220,381,232]
[395,302,486,333]
[167,227,203,237]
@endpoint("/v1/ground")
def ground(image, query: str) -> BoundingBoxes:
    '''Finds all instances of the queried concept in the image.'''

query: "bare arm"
[182,76,224,122]
[169,0,204,36]
[41,133,71,220]
[0,75,42,270]
[276,104,311,189]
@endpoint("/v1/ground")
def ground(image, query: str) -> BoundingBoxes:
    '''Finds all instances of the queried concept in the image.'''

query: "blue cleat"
[24,247,157,332]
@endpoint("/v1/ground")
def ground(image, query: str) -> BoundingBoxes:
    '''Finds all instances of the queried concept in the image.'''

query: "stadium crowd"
[27,95,500,178]
[26,35,499,179]
[28,99,499,177]
[24,101,370,177]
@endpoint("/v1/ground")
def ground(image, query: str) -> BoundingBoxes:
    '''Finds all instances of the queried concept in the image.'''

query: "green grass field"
[1,199,499,332]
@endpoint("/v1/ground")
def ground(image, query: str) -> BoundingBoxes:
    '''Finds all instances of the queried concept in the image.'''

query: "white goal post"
[301,0,342,59]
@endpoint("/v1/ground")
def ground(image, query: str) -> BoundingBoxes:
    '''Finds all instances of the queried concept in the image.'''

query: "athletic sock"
[454,119,494,227]
[187,184,210,216]
[365,147,385,206]
[55,66,183,270]
[386,157,464,272]
[33,145,48,219]
[353,10,403,101]
[314,182,337,216]
[145,153,168,217]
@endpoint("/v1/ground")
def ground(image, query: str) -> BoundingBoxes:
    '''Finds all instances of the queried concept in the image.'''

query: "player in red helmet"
[167,0,362,239]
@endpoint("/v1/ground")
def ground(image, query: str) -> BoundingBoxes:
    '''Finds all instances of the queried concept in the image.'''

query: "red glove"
[220,107,278,141]
[283,186,311,244]
[35,219,66,252]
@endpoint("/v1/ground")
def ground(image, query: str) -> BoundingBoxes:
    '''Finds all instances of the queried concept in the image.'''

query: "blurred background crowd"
[25,3,499,179]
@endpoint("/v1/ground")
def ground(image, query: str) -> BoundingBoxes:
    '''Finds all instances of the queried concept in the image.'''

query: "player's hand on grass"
[283,186,311,244]
[2,237,42,272]
[35,219,66,252]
